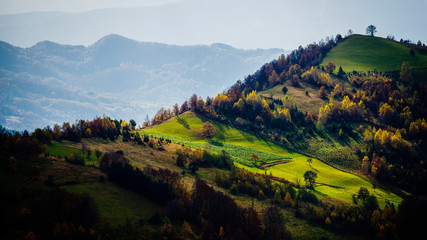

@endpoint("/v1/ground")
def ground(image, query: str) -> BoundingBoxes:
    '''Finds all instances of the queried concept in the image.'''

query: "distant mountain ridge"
[0,34,285,130]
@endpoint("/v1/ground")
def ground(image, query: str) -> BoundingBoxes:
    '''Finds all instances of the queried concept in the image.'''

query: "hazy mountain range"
[0,34,285,131]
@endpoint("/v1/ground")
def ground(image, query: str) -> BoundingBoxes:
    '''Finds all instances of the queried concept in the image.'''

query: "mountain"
[0,34,285,131]
[321,34,427,72]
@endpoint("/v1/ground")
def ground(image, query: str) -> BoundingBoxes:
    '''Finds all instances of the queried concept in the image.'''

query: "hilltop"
[321,34,427,72]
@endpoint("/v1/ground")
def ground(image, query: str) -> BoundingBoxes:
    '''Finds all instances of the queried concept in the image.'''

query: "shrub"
[282,86,288,95]
[65,153,85,166]
[298,188,319,205]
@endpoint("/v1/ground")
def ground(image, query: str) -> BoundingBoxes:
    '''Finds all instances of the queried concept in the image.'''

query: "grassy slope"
[46,141,98,165]
[44,139,347,240]
[64,182,162,226]
[321,34,427,72]
[141,112,297,167]
[142,112,401,207]
[259,83,331,115]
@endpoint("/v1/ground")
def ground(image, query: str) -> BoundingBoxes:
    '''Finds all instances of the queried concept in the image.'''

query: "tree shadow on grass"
[311,188,329,197]
[309,165,320,172]
[177,117,190,130]
[208,140,224,147]
[213,126,226,141]
[317,130,334,144]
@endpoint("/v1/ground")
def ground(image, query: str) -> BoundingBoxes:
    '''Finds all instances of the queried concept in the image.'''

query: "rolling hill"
[321,34,427,72]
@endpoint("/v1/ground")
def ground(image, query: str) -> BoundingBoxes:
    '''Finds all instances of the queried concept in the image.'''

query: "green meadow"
[142,112,402,207]
[46,141,99,165]
[321,34,427,72]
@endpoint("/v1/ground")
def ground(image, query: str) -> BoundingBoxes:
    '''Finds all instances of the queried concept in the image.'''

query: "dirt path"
[316,182,346,190]
[253,172,301,189]
[259,159,291,169]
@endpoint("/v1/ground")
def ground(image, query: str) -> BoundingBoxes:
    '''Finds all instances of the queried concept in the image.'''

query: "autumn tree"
[189,94,198,111]
[290,75,301,87]
[195,97,204,112]
[378,103,396,125]
[366,25,377,36]
[362,156,370,173]
[176,149,187,167]
[288,64,302,77]
[268,70,280,86]
[319,86,328,99]
[324,61,336,74]
[173,103,179,117]
[201,121,216,139]
[180,101,189,114]
[250,153,259,161]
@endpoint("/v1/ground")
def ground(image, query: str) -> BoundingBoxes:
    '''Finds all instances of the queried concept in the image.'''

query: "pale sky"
[0,0,179,14]
[0,0,426,50]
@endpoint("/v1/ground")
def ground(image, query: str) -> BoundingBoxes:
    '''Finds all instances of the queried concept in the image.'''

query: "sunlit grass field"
[321,34,427,72]
[142,112,402,207]
[46,141,99,165]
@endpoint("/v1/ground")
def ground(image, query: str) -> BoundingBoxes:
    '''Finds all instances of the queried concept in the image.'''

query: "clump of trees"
[65,153,85,166]
[100,151,185,205]
[176,148,233,170]
[0,125,47,156]
[303,170,317,189]
[215,167,322,208]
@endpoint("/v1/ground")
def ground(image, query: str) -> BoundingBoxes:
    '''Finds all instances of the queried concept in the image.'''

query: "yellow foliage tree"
[325,217,332,226]
[362,156,370,173]
[284,192,292,206]
[268,70,280,86]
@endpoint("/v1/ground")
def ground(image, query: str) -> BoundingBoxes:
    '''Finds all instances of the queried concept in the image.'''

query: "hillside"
[321,34,427,72]
[142,112,401,207]
[2,31,427,240]
[0,35,285,131]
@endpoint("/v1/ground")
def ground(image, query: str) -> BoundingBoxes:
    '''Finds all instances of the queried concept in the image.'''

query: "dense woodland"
[1,33,427,240]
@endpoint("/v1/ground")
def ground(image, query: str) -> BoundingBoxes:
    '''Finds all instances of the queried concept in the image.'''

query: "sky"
[0,0,426,50]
